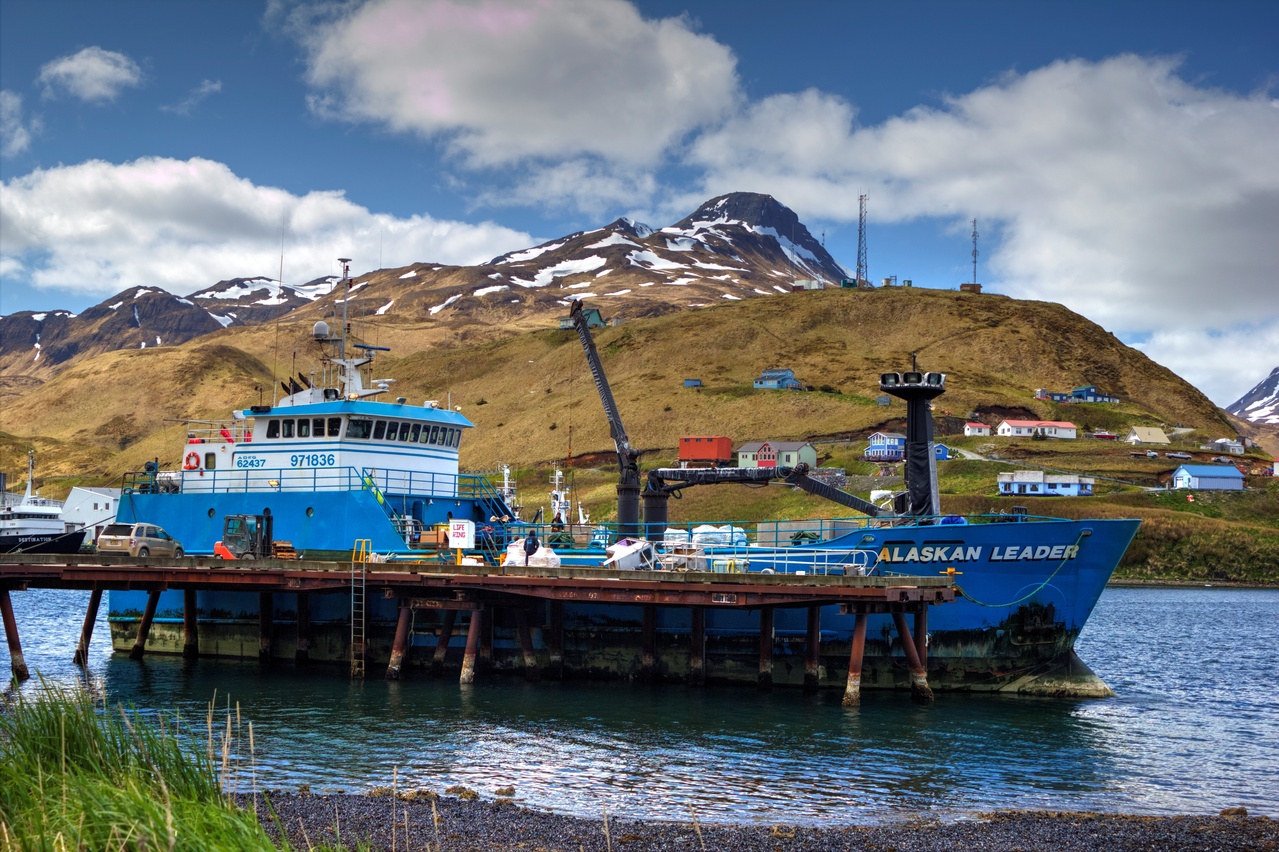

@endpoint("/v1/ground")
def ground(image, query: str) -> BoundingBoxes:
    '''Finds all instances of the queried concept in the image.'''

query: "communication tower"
[855,194,868,286]
[970,219,979,284]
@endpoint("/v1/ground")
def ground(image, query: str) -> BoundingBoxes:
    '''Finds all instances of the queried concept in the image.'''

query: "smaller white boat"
[0,450,87,554]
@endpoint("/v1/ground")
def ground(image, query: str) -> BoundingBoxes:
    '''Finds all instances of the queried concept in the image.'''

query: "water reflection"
[3,587,1277,823]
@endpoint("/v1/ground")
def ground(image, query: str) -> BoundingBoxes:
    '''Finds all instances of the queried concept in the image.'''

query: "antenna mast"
[855,194,868,286]
[970,219,979,284]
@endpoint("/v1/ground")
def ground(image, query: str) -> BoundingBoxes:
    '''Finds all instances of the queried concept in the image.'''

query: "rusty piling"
[516,609,540,680]
[893,610,934,703]
[129,590,161,660]
[842,611,868,707]
[1,589,29,680]
[758,607,774,691]
[386,599,412,680]
[74,588,103,666]
[460,608,482,684]
[431,610,456,674]
[804,604,822,693]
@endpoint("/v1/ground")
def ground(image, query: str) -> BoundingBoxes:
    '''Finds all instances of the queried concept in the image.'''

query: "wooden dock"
[1,554,956,704]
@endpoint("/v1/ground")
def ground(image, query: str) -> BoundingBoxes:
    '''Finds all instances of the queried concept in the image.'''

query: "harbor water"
[3,585,1276,824]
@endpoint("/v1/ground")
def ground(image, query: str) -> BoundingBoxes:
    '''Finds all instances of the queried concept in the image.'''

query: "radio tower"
[970,218,979,284]
[855,194,868,286]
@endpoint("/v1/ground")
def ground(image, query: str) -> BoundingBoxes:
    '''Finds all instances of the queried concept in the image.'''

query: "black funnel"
[880,371,946,516]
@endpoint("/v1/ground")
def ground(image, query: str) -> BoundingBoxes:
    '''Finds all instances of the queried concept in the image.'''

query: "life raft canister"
[183,451,200,470]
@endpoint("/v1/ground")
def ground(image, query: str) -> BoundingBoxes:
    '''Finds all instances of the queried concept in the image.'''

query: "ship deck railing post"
[892,609,934,703]
[1,589,29,681]
[129,590,162,661]
[74,587,104,666]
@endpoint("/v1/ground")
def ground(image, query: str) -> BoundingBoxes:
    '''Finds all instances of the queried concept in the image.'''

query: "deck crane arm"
[646,463,883,518]
[569,300,642,536]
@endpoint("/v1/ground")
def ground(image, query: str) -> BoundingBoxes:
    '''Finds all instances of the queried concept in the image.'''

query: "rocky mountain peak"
[1228,366,1279,425]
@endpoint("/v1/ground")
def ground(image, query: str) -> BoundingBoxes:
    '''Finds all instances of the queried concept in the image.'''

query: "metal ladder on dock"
[350,540,371,678]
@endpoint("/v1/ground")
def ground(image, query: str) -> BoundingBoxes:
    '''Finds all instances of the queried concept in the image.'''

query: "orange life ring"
[183,451,200,470]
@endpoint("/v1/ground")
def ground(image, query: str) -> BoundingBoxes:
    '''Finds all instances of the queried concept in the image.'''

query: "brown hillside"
[0,287,1234,490]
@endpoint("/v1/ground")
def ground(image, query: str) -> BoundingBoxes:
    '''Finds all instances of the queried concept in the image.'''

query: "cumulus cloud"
[0,157,535,298]
[292,0,737,167]
[38,46,144,103]
[1135,321,1279,407]
[0,90,38,157]
[161,79,223,115]
[684,56,1279,403]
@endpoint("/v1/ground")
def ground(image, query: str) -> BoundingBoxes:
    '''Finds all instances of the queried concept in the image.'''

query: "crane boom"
[569,300,641,536]
[646,464,882,518]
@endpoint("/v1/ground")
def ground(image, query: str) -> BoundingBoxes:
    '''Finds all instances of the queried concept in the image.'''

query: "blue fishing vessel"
[106,278,1140,696]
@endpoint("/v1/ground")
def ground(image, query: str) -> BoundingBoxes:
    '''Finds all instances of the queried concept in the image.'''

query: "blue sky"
[1,0,1276,406]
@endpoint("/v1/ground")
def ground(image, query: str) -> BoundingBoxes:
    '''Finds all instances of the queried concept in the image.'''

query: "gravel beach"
[250,791,1278,851]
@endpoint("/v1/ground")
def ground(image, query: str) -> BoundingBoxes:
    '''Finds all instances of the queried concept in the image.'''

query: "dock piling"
[640,604,657,682]
[914,607,928,670]
[516,609,540,680]
[386,599,412,680]
[295,592,311,665]
[804,605,821,693]
[431,610,456,674]
[129,590,161,660]
[477,607,493,673]
[182,589,198,659]
[893,610,934,703]
[460,607,482,684]
[1,589,29,681]
[547,601,564,681]
[758,607,774,691]
[689,606,706,687]
[74,588,103,666]
[842,612,867,707]
[258,593,273,664]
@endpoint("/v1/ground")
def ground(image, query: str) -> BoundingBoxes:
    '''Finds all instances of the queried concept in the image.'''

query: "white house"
[997,471,1094,496]
[1126,426,1171,445]
[61,486,122,541]
[996,419,1078,440]
[1210,438,1245,455]
[963,422,991,437]
[1171,464,1244,491]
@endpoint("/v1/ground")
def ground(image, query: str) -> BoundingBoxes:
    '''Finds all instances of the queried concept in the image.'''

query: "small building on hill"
[683,378,703,388]
[736,441,817,469]
[558,307,606,330]
[679,436,733,467]
[996,419,1078,439]
[865,432,906,460]
[1171,464,1244,491]
[997,471,1094,497]
[1207,438,1245,455]
[964,422,991,437]
[753,368,803,390]
[1126,426,1171,445]
[935,444,952,461]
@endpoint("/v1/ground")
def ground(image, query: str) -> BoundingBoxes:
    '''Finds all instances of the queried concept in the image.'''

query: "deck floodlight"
[880,372,901,387]
[903,371,923,385]
[925,372,946,387]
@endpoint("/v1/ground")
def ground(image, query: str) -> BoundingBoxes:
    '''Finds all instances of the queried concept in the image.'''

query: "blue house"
[1171,464,1244,491]
[754,368,803,390]
[865,432,906,460]
[935,444,951,461]
[683,378,703,388]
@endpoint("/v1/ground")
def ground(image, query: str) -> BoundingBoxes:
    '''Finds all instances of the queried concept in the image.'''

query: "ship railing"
[170,465,466,497]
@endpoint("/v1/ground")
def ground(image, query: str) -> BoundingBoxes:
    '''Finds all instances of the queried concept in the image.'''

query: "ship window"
[429,425,439,445]
[451,428,461,448]
[398,422,411,441]
[328,417,341,437]
[204,452,216,470]
[266,419,280,439]
[347,418,372,439]
[312,418,325,437]
[282,419,294,438]
[373,421,387,440]
[384,422,399,442]
[410,424,421,442]
[297,419,310,438]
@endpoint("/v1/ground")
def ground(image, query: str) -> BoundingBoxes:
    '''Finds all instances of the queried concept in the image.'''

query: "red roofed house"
[964,422,991,437]
[996,419,1078,440]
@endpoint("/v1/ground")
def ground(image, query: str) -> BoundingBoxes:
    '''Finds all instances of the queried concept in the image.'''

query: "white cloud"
[38,47,144,103]
[161,79,223,116]
[1135,321,1279,408]
[0,156,535,299]
[0,90,37,157]
[683,56,1279,402]
[294,0,738,167]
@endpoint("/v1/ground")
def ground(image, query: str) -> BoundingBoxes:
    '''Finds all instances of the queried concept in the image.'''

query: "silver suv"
[96,523,184,558]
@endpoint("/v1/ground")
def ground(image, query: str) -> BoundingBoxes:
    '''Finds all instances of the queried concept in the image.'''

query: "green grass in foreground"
[0,683,278,851]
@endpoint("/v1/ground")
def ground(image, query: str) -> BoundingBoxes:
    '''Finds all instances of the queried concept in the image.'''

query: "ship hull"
[107,516,1139,696]
[0,529,86,555]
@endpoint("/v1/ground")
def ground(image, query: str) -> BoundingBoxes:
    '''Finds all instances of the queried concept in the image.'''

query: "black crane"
[568,300,642,537]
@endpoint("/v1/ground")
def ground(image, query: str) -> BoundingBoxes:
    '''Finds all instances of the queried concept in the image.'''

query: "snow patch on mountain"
[1228,366,1279,425]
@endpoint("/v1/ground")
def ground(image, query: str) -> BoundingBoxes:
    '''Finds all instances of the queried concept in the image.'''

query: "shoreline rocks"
[249,792,1278,851]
